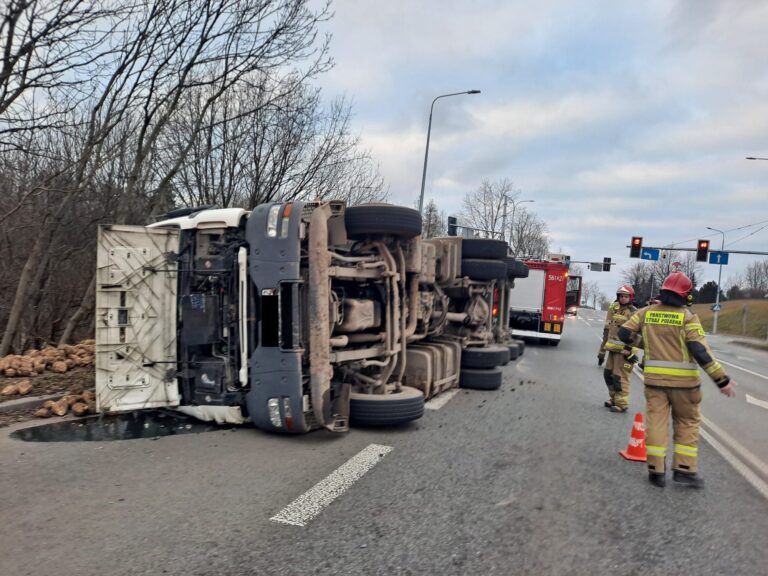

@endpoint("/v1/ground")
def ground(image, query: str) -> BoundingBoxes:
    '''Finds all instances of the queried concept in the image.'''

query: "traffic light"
[603,257,612,272]
[447,216,457,236]
[696,239,710,262]
[630,236,642,258]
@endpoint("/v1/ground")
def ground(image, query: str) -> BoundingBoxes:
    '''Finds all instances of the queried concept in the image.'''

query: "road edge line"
[700,428,768,501]
[746,393,768,411]
[701,415,768,479]
[718,359,768,381]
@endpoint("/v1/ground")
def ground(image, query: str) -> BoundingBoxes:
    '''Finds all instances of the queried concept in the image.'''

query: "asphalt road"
[1,317,767,576]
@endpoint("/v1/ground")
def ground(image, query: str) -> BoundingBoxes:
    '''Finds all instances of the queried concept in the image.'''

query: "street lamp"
[706,226,725,335]
[503,198,534,249]
[418,90,481,214]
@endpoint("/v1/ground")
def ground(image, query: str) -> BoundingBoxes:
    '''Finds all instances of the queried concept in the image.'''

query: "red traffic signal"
[630,236,642,258]
[696,239,710,262]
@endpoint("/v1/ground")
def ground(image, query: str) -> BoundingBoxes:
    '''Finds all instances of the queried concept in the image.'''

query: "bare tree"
[1,0,340,353]
[0,0,131,141]
[621,250,703,306]
[459,178,514,238]
[597,292,612,311]
[653,250,701,289]
[510,207,549,258]
[621,261,654,304]
[458,177,549,256]
[742,260,768,297]
[421,198,445,238]
[156,84,384,211]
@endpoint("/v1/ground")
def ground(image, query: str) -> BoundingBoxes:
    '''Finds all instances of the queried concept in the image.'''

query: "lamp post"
[706,226,725,335]
[502,197,534,251]
[418,90,481,214]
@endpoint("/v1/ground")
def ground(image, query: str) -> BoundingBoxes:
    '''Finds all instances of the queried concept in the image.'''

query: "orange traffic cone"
[619,412,647,462]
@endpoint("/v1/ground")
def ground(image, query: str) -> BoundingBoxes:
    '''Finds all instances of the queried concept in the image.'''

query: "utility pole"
[706,226,725,335]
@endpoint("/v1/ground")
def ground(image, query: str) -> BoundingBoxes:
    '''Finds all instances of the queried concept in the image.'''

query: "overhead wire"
[663,219,768,250]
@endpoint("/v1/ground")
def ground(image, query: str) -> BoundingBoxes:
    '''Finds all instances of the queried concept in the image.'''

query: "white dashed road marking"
[425,388,459,410]
[746,394,768,411]
[270,444,393,527]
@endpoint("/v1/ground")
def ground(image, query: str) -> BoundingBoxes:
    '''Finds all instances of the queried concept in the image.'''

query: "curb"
[0,394,59,414]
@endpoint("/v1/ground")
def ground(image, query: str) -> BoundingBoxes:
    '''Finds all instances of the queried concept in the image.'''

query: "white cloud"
[319,0,768,292]
[573,162,689,191]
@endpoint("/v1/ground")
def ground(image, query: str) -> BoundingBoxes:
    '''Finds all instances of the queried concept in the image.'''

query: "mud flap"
[327,381,350,432]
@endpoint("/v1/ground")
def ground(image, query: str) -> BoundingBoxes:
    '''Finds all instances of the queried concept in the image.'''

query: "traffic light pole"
[709,229,725,335]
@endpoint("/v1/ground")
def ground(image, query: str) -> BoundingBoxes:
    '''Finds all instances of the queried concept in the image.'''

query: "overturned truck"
[95,202,528,434]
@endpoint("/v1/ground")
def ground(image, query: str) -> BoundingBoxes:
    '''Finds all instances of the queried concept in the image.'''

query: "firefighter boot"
[673,470,704,489]
[648,472,666,488]
[602,369,615,408]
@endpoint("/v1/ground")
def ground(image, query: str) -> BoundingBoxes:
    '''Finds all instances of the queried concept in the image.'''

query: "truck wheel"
[461,258,507,281]
[507,342,520,360]
[460,367,503,390]
[345,205,422,239]
[505,257,529,279]
[461,238,508,260]
[461,345,509,368]
[349,386,424,426]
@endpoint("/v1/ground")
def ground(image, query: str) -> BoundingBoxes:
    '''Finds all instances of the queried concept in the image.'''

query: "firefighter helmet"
[616,285,635,299]
[661,272,693,297]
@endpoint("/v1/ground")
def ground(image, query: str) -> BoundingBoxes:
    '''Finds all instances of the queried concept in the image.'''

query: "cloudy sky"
[316,0,768,297]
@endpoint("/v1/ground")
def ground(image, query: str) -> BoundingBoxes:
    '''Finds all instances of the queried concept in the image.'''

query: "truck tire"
[461,258,506,281]
[505,257,529,279]
[349,386,424,426]
[507,342,520,360]
[345,204,422,239]
[460,367,503,390]
[461,238,508,260]
[461,345,510,368]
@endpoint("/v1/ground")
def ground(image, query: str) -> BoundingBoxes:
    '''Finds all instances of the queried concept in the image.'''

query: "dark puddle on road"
[10,410,231,442]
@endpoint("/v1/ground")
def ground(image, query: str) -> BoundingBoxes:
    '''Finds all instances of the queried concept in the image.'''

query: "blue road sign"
[709,251,729,265]
[640,248,660,261]
[711,303,721,312]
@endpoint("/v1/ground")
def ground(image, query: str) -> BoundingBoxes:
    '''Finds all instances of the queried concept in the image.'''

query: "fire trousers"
[603,352,632,409]
[644,385,702,474]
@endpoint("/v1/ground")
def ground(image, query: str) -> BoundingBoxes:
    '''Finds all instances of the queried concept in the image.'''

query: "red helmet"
[616,285,635,299]
[661,272,693,297]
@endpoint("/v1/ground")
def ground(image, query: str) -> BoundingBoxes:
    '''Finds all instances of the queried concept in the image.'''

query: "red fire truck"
[508,256,581,346]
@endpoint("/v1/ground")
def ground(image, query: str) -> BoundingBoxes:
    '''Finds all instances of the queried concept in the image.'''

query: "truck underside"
[95,202,527,434]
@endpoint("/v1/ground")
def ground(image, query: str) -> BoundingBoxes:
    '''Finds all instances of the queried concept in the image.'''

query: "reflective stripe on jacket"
[620,304,727,388]
[604,301,637,354]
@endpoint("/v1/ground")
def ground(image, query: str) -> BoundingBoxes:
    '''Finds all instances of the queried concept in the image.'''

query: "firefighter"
[619,272,737,488]
[600,285,638,412]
